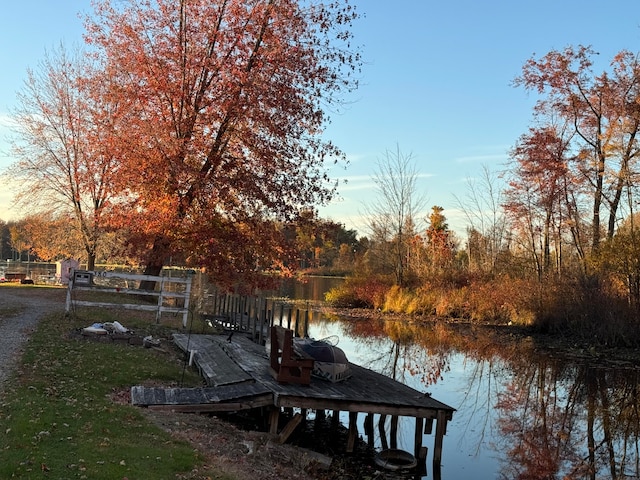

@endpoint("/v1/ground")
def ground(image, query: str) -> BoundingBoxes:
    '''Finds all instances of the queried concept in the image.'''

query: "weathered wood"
[346,411,358,453]
[145,397,272,413]
[130,384,273,414]
[414,417,424,461]
[378,414,389,451]
[331,410,340,429]
[269,408,280,435]
[390,415,398,449]
[269,326,314,385]
[173,334,253,386]
[418,445,428,477]
[433,409,448,468]
[277,412,303,444]
[364,413,374,447]
[167,332,455,461]
[65,270,192,325]
[425,417,434,434]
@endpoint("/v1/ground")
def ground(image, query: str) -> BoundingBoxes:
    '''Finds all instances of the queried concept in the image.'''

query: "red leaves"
[80,0,361,285]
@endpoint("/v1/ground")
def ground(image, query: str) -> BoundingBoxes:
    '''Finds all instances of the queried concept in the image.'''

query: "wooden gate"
[64,270,193,326]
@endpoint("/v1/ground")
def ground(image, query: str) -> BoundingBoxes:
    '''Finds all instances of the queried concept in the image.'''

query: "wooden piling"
[414,417,424,463]
[364,413,374,447]
[433,410,448,468]
[378,414,389,451]
[346,412,358,452]
[390,415,398,449]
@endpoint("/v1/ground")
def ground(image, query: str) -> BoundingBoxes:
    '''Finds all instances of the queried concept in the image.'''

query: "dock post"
[390,415,398,449]
[269,408,280,435]
[346,412,358,452]
[212,290,218,315]
[364,413,374,447]
[414,417,424,465]
[303,310,309,338]
[378,414,388,450]
[331,410,340,429]
[278,302,284,326]
[425,417,434,434]
[259,298,268,345]
[433,410,448,470]
[286,307,292,329]
[240,296,247,330]
[294,309,300,335]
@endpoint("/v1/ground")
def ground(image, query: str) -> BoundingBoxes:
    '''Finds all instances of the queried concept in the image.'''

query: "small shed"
[56,259,80,285]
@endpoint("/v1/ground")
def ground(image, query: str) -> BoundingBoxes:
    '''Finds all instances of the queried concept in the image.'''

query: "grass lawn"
[0,299,228,479]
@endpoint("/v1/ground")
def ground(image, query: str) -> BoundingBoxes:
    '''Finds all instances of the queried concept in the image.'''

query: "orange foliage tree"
[83,0,361,289]
[515,46,640,252]
[504,125,577,279]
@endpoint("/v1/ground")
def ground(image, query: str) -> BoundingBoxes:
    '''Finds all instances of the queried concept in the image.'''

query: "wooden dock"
[131,332,455,472]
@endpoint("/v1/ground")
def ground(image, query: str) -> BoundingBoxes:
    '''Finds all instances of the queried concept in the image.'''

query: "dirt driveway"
[0,286,67,389]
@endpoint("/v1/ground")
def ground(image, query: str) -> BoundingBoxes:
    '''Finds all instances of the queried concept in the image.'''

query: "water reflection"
[307,315,640,479]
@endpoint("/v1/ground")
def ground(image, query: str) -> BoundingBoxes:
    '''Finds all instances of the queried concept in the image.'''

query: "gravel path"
[0,287,67,390]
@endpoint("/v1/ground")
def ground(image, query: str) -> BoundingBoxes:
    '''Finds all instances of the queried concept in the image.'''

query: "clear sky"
[1,1,640,237]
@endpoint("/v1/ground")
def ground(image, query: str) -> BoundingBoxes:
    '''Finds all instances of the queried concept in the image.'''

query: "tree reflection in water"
[310,314,640,479]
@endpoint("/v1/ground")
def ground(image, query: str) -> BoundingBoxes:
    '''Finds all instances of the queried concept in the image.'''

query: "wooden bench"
[269,326,314,385]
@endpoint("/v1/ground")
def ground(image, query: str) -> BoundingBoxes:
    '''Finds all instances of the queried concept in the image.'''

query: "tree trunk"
[139,235,171,291]
[87,253,96,271]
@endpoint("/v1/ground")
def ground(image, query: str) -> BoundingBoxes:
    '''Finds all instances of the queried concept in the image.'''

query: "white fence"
[65,270,193,326]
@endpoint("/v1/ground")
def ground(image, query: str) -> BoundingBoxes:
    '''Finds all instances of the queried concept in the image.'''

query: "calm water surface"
[288,277,640,480]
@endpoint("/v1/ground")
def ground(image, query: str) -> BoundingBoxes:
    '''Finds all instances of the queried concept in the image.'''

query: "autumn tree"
[364,146,427,287]
[424,206,456,276]
[515,46,640,251]
[8,221,31,261]
[83,0,361,290]
[290,210,358,270]
[504,125,577,279]
[7,45,117,270]
[21,213,86,262]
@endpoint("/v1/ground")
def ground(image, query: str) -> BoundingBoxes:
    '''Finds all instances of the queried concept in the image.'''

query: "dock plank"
[131,383,273,412]
[173,334,253,386]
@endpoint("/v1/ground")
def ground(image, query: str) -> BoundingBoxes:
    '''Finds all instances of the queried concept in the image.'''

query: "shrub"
[325,276,391,308]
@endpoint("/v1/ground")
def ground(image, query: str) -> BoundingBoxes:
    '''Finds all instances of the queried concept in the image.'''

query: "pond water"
[289,276,640,480]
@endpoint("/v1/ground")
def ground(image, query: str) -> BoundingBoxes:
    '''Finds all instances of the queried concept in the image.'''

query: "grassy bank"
[0,304,220,479]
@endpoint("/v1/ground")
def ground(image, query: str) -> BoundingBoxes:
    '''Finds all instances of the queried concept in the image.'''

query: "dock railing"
[200,291,311,344]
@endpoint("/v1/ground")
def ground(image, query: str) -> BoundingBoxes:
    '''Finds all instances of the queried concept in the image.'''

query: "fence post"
[156,276,165,323]
[182,275,192,327]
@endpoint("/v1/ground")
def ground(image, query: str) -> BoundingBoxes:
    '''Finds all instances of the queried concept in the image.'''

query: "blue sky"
[1,1,640,237]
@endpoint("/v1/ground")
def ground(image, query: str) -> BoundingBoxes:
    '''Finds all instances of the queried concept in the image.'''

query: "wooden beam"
[425,417,434,434]
[146,396,273,413]
[346,412,358,453]
[378,414,388,451]
[414,417,424,461]
[276,396,445,417]
[418,446,428,478]
[390,416,398,449]
[269,408,280,435]
[364,413,374,447]
[277,413,303,444]
[433,410,448,468]
[331,410,340,429]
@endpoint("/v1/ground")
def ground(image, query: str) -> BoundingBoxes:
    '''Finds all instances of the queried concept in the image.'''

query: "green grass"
[0,307,221,479]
